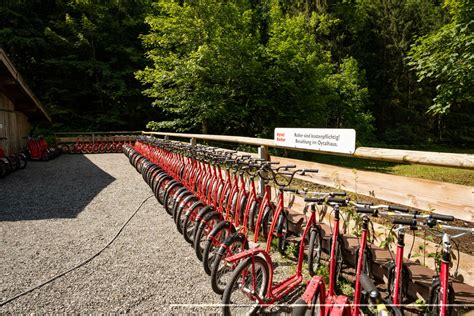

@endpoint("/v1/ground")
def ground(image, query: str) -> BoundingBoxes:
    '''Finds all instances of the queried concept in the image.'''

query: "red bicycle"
[220,168,319,315]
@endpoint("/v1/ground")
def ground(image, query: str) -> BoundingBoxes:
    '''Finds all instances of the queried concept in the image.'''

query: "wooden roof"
[0,48,51,122]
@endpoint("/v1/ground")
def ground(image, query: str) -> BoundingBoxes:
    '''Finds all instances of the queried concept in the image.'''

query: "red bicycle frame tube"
[264,189,284,252]
[328,205,341,296]
[353,217,369,316]
[253,184,272,243]
[439,252,450,316]
[393,230,405,306]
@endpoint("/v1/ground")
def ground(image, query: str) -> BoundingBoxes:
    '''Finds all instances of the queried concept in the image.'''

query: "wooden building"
[0,49,51,155]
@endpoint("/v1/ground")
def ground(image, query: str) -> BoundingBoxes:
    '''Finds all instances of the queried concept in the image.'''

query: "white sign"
[274,128,356,154]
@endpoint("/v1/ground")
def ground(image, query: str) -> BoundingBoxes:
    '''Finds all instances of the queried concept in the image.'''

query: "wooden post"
[258,145,269,195]
[164,135,169,140]
[190,138,196,146]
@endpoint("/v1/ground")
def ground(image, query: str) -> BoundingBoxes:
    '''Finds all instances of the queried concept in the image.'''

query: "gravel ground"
[0,154,220,314]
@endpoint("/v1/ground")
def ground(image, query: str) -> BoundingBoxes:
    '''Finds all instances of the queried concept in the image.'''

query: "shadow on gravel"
[0,154,115,221]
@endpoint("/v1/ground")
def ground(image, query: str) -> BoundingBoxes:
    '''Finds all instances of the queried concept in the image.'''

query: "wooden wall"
[0,91,31,155]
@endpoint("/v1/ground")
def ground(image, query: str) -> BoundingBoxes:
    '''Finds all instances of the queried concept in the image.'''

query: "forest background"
[1,0,472,148]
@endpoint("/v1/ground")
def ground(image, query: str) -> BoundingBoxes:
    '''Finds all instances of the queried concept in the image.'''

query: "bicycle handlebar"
[431,213,455,221]
[304,192,347,204]
[355,206,377,215]
[276,164,296,171]
[388,205,409,213]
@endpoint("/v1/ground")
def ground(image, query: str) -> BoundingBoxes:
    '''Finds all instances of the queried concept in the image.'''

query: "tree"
[138,0,373,140]
[408,0,473,116]
[0,0,154,131]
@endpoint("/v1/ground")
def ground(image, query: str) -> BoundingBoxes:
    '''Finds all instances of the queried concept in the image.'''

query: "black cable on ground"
[0,195,155,307]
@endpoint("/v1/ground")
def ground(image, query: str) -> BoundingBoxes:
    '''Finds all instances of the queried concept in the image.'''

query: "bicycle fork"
[353,216,369,316]
[393,226,405,306]
[439,233,451,316]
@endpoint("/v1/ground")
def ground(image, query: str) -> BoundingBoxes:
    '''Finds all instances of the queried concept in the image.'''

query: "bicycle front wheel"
[308,227,322,276]
[222,256,269,316]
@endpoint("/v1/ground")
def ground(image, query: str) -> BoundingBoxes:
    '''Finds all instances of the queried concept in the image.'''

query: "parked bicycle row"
[0,144,27,178]
[27,137,61,161]
[61,136,134,154]
[123,136,472,316]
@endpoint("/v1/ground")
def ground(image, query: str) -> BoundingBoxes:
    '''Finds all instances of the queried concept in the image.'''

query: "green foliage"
[0,0,471,146]
[138,0,374,140]
[408,0,473,116]
[0,0,155,131]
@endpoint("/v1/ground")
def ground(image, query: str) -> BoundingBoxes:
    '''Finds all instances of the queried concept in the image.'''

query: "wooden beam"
[272,155,474,222]
[142,131,474,170]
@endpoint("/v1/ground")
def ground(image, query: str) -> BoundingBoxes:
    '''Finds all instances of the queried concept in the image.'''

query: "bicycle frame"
[225,193,320,305]
[353,216,369,316]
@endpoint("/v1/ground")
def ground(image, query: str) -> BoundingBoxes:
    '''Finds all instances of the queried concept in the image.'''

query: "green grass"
[272,149,474,186]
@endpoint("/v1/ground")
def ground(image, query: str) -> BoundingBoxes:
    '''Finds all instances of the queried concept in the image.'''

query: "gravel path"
[0,154,220,313]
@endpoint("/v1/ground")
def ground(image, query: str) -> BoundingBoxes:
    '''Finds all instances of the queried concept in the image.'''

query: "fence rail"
[142,131,474,169]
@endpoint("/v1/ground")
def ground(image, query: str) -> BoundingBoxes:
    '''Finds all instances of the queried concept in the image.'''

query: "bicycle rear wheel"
[211,233,249,295]
[193,211,222,261]
[202,220,235,275]
[222,256,269,316]
[276,211,289,254]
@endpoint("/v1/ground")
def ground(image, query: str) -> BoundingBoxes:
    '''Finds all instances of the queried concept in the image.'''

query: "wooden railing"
[54,131,141,144]
[142,131,474,169]
[142,131,473,222]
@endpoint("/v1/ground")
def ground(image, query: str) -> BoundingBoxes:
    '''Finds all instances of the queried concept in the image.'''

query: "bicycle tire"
[428,278,455,316]
[276,210,289,254]
[202,220,235,275]
[308,227,323,276]
[175,195,199,233]
[169,187,189,217]
[210,233,249,295]
[222,256,269,316]
[193,211,223,262]
[333,237,344,286]
[163,182,183,215]
[387,263,410,305]
[354,246,373,277]
[248,200,260,231]
[173,191,193,225]
[155,175,173,204]
[182,202,206,243]
[261,206,273,239]
[17,154,27,169]
[292,298,309,316]
[237,194,248,225]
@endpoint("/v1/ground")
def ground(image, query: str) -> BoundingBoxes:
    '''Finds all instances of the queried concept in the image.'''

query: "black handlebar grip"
[360,274,377,294]
[331,191,347,197]
[303,169,319,173]
[356,207,376,215]
[392,218,415,226]
[304,197,323,203]
[327,197,347,204]
[282,188,297,193]
[388,205,409,213]
[430,214,455,222]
